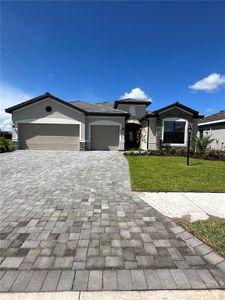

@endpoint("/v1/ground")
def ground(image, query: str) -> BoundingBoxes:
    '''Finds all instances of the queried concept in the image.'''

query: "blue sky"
[1,1,225,130]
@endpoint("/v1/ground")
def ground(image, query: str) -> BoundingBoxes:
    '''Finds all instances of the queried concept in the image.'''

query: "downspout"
[147,117,149,152]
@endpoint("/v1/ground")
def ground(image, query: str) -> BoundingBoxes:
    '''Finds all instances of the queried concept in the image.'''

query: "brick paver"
[0,151,224,292]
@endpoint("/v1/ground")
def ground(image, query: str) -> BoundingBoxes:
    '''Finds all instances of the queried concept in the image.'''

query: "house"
[198,110,225,151]
[5,92,202,151]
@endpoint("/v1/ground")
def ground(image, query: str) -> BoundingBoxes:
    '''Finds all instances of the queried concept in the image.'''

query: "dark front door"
[125,124,141,150]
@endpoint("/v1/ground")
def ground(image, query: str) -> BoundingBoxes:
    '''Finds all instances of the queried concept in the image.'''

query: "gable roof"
[198,110,225,125]
[5,92,129,116]
[153,101,201,118]
[114,98,151,108]
[5,92,87,114]
[70,101,129,116]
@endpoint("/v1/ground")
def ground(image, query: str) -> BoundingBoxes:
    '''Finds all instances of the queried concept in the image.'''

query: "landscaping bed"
[126,156,225,192]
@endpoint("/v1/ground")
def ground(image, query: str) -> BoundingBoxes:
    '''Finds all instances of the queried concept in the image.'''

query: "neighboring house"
[198,110,225,151]
[5,92,202,151]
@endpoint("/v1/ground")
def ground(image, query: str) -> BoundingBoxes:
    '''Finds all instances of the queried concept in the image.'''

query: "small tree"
[194,135,215,154]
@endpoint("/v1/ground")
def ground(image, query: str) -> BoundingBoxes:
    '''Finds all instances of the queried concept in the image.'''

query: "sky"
[1,1,225,130]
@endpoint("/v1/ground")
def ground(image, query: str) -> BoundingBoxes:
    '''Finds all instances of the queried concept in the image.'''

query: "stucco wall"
[85,115,125,150]
[11,97,86,141]
[199,123,225,151]
[117,104,146,119]
[140,118,157,150]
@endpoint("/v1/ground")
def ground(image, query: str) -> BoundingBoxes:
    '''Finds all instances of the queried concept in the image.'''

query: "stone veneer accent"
[80,141,86,151]
[156,108,196,149]
[12,141,18,151]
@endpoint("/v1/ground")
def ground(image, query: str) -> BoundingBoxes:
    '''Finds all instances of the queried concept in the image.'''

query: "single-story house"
[198,110,225,151]
[5,92,202,151]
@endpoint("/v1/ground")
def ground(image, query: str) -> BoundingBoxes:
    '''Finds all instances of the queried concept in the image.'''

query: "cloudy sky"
[1,1,225,131]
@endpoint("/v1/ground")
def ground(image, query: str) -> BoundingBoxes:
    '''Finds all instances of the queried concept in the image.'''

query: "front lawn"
[179,220,225,257]
[126,156,225,192]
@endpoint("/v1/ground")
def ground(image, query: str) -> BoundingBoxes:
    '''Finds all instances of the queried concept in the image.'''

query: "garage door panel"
[19,124,80,151]
[91,125,119,150]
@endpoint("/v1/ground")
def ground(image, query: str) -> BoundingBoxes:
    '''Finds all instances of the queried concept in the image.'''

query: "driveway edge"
[168,221,225,274]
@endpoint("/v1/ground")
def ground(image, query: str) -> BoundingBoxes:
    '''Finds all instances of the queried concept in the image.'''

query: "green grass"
[179,220,225,257]
[126,156,225,192]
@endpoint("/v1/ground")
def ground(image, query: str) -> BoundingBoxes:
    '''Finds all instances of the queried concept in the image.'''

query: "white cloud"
[0,119,12,132]
[189,73,225,92]
[0,82,33,131]
[120,88,152,101]
[205,108,214,112]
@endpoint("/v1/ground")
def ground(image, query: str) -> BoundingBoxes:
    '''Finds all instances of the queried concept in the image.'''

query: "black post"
[147,118,150,153]
[187,125,192,166]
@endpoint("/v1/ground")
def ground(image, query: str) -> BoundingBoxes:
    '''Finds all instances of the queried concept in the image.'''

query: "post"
[187,124,192,166]
[147,118,150,153]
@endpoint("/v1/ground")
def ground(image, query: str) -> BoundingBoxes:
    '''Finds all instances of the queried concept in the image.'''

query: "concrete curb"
[0,290,225,300]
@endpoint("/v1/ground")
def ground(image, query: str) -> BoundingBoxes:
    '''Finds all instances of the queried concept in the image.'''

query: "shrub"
[0,137,13,153]
[194,135,215,154]
[0,131,12,139]
[202,150,225,161]
[124,147,225,161]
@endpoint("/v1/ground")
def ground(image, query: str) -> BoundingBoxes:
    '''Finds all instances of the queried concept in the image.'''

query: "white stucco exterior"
[11,97,86,142]
[198,123,225,151]
[140,118,157,151]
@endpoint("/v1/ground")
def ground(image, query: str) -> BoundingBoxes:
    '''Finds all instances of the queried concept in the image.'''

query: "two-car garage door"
[19,124,80,151]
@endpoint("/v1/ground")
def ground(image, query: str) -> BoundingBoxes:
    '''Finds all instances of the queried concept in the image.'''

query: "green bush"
[124,147,225,161]
[0,137,13,152]
[0,131,12,139]
[194,135,215,154]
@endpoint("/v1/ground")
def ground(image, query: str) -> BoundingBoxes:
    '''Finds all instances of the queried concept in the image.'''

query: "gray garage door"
[19,124,80,151]
[91,125,119,150]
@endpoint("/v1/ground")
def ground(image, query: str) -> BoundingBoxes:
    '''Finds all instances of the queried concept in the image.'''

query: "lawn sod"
[179,220,225,257]
[126,156,225,192]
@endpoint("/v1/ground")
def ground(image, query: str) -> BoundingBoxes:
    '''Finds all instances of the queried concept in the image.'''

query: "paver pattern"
[0,150,224,292]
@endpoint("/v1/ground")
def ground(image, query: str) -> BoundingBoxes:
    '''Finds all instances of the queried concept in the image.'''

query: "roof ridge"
[93,102,126,113]
[70,100,127,113]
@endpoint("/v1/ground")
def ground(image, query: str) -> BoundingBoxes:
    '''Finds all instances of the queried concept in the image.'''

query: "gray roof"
[146,109,156,116]
[69,101,128,115]
[5,92,129,116]
[198,110,225,124]
[115,98,151,103]
[96,101,114,108]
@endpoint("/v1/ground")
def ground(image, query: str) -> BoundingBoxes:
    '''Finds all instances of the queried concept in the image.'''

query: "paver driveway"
[0,151,224,292]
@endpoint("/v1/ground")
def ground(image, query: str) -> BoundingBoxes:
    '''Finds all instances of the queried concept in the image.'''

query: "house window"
[46,106,52,112]
[163,120,186,144]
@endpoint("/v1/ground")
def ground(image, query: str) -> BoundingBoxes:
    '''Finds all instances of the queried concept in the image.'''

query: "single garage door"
[91,125,119,150]
[19,124,80,151]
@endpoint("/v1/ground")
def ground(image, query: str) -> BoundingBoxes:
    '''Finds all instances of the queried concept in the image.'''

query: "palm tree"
[194,134,215,154]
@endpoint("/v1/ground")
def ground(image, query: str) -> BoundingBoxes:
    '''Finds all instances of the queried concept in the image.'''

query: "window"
[163,120,186,144]
[46,106,52,112]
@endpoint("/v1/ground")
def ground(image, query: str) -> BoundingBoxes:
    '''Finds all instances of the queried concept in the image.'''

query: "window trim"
[162,117,188,146]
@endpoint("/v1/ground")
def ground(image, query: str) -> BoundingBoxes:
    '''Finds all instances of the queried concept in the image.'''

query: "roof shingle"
[198,110,225,124]
[69,101,128,115]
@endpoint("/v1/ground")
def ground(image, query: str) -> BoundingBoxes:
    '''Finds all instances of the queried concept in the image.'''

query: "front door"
[125,124,141,150]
